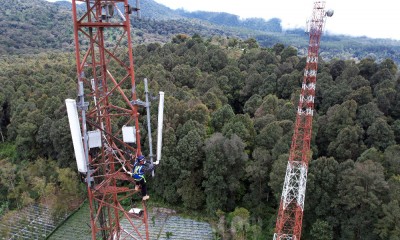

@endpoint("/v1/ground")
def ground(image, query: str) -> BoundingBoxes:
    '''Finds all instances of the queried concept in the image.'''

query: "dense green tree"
[208,48,228,72]
[356,102,384,129]
[334,160,388,240]
[217,65,243,106]
[254,94,280,118]
[163,96,188,129]
[244,148,273,217]
[344,86,373,106]
[0,93,6,141]
[153,127,180,203]
[327,126,366,162]
[36,117,53,158]
[280,46,297,62]
[228,207,251,239]
[243,38,259,49]
[382,145,400,177]
[259,73,278,97]
[203,133,247,213]
[314,72,334,113]
[373,78,396,94]
[366,118,395,151]
[316,100,358,155]
[379,58,397,76]
[15,122,38,161]
[243,94,263,117]
[273,43,285,55]
[357,147,384,163]
[0,159,17,206]
[253,114,277,132]
[52,167,84,218]
[271,130,292,159]
[276,101,295,121]
[176,119,206,139]
[222,114,255,148]
[195,74,218,94]
[391,119,400,143]
[278,61,295,76]
[309,219,334,240]
[337,61,359,81]
[257,50,276,65]
[330,60,346,80]
[375,87,396,115]
[201,91,223,111]
[241,73,263,99]
[347,75,370,90]
[171,64,201,88]
[176,130,205,209]
[211,104,235,132]
[370,68,394,87]
[248,60,267,75]
[49,117,74,167]
[357,58,378,80]
[182,103,210,125]
[375,200,400,239]
[305,157,339,236]
[276,72,301,99]
[256,122,283,150]
[269,154,289,201]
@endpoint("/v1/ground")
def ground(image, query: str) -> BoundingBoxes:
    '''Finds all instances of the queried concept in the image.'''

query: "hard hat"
[137,155,145,162]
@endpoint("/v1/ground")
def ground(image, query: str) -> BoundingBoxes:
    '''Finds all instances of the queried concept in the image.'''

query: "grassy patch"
[47,202,91,240]
[0,142,16,160]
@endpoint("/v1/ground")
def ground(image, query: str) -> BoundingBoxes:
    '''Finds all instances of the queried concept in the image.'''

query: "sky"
[46,0,400,40]
[152,0,400,40]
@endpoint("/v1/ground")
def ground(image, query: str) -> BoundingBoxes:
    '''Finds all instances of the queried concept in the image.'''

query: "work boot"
[142,195,150,201]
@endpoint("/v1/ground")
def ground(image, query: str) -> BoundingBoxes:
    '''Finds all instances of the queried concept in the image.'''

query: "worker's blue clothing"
[132,161,154,182]
[133,165,146,182]
[132,160,154,197]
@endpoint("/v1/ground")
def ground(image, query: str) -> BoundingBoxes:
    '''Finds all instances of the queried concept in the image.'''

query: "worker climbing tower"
[66,0,153,239]
[274,2,333,240]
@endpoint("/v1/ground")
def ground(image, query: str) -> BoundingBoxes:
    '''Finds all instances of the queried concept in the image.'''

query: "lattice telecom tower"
[66,0,155,239]
[274,2,333,240]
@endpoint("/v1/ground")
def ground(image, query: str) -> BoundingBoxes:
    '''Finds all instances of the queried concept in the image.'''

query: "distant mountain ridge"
[175,9,282,33]
[1,0,400,64]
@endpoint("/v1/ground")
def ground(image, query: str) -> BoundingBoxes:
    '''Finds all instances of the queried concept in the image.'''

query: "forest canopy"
[1,33,400,239]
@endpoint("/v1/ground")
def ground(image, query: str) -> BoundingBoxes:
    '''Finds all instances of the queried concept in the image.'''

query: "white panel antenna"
[65,99,87,173]
[155,92,164,165]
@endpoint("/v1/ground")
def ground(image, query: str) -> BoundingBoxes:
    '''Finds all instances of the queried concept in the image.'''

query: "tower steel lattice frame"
[71,0,149,239]
[274,2,329,240]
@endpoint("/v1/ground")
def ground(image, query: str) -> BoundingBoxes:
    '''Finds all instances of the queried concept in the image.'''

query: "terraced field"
[48,204,214,240]
[0,204,65,239]
[120,208,214,240]
[0,202,214,240]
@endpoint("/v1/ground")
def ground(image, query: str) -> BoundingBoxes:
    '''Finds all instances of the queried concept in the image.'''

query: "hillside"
[1,32,400,239]
[0,0,72,55]
[1,0,400,63]
[1,1,400,239]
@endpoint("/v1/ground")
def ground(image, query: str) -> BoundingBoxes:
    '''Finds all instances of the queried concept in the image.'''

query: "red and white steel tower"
[69,0,149,239]
[274,2,333,240]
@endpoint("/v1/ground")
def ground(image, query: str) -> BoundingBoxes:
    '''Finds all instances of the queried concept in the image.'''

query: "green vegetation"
[1,33,400,238]
[165,231,173,239]
[1,0,400,63]
[0,0,400,239]
[47,201,92,240]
